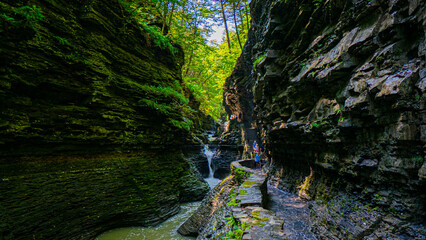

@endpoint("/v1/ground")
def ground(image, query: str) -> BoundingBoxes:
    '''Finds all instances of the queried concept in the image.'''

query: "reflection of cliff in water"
[96,202,200,240]
[0,152,208,240]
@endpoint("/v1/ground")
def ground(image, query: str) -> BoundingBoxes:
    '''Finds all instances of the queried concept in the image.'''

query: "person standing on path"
[255,153,261,168]
[251,140,257,159]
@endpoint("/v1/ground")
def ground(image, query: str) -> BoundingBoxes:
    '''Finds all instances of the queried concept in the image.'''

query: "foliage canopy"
[120,0,250,121]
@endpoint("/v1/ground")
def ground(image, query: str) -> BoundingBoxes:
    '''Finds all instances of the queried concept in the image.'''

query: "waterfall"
[203,131,220,188]
[204,145,214,178]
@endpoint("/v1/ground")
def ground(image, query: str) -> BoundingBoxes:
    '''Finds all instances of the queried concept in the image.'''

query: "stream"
[96,134,220,240]
[203,145,220,188]
[95,202,200,240]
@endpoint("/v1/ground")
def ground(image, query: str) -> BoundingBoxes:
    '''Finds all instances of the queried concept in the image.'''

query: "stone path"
[230,160,316,240]
[235,172,264,207]
[230,162,285,239]
[267,179,317,240]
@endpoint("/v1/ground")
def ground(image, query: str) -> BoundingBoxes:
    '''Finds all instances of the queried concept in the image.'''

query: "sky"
[205,19,225,45]
[207,25,225,44]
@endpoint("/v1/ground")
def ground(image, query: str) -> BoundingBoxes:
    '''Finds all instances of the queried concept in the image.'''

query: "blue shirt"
[255,154,261,163]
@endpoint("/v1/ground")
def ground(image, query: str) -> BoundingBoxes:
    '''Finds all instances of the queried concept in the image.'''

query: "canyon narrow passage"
[1,0,424,239]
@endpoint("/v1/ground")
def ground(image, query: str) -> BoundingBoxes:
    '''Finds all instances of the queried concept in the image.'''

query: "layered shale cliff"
[0,0,208,239]
[224,0,425,238]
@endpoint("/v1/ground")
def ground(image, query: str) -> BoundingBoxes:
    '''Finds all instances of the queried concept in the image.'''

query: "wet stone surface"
[267,180,317,240]
[194,161,319,239]
[231,168,285,240]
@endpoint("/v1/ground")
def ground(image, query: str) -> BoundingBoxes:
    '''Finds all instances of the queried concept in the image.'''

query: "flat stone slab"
[228,161,285,239]
[236,170,265,207]
[233,206,285,240]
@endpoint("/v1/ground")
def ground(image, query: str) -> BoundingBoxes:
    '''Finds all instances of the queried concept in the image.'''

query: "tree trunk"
[244,1,250,31]
[220,0,231,52]
[161,1,169,34]
[185,49,194,76]
[232,1,243,50]
[237,1,245,31]
[167,1,176,30]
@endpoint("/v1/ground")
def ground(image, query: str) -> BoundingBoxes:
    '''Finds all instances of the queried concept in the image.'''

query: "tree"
[219,0,231,51]
[230,0,243,50]
[119,0,251,120]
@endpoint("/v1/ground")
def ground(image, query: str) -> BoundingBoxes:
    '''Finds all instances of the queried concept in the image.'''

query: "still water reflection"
[95,202,200,240]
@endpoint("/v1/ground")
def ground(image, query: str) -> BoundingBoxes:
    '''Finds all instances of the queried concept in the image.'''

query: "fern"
[127,80,188,104]
[1,5,44,31]
[140,22,177,55]
[54,36,70,46]
[13,5,44,30]
[139,99,172,115]
[168,118,192,131]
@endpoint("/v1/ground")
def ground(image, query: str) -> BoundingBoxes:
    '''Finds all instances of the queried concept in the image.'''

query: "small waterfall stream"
[204,145,214,178]
[96,131,221,240]
[203,132,220,188]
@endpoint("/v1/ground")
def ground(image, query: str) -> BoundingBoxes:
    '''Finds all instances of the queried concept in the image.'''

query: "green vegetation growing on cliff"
[184,33,245,119]
[119,0,250,120]
[223,215,249,240]
[0,4,44,31]
[140,23,177,54]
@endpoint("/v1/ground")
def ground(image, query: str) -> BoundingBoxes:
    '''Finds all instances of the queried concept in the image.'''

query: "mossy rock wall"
[0,152,208,239]
[0,0,209,239]
[0,0,188,155]
[224,0,425,238]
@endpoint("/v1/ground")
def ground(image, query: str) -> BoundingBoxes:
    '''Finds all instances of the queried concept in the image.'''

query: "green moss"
[253,54,266,71]
[239,190,247,194]
[234,167,251,185]
[0,152,207,239]
[241,180,255,188]
[250,210,270,222]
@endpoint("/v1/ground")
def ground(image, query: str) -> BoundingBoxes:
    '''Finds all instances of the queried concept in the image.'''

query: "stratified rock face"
[0,152,208,240]
[178,175,235,237]
[224,0,425,238]
[0,0,209,239]
[211,146,241,179]
[0,0,187,155]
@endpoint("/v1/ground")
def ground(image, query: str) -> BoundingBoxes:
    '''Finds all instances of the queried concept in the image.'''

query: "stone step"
[229,160,285,239]
[236,172,265,207]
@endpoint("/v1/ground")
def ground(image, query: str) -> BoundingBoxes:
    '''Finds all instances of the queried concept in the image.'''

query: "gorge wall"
[224,0,425,238]
[0,0,208,239]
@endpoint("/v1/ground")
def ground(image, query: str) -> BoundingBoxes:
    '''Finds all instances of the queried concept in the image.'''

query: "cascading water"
[203,132,220,188]
[204,145,214,178]
[96,131,220,240]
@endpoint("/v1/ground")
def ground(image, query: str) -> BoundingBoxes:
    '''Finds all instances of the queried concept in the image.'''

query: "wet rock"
[192,161,286,240]
[178,175,235,236]
[0,152,208,240]
[179,157,210,202]
[223,0,426,238]
[211,147,240,179]
[185,148,210,178]
[0,0,209,239]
